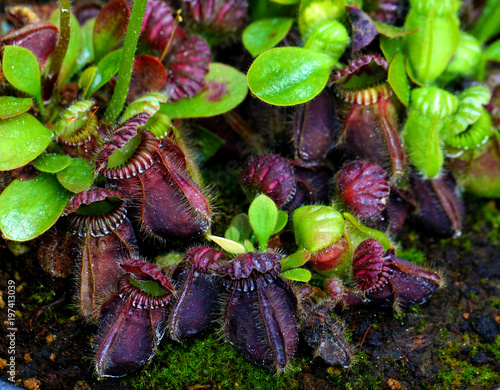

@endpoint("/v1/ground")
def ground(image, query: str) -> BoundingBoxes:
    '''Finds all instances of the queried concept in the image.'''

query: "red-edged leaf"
[93,0,130,62]
[1,22,58,68]
[127,55,167,102]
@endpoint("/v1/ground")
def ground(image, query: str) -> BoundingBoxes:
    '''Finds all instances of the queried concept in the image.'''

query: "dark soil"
[1,198,499,390]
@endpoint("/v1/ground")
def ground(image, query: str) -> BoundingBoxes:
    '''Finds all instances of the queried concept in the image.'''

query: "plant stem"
[49,0,71,87]
[104,0,148,124]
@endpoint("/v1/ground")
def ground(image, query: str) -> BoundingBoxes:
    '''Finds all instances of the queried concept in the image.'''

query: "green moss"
[30,284,57,304]
[470,200,500,245]
[123,333,304,390]
[483,336,500,361]
[436,332,500,389]
[396,247,426,266]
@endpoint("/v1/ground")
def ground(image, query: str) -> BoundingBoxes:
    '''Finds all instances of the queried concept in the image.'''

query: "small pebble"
[471,352,489,366]
[23,378,41,390]
[73,380,90,390]
[387,378,402,390]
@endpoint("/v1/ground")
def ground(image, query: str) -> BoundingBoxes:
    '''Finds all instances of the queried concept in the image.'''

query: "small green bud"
[304,20,349,63]
[442,32,482,79]
[121,92,167,123]
[444,86,492,139]
[403,87,459,178]
[293,205,345,252]
[299,0,347,40]
[403,0,460,84]
[411,87,459,118]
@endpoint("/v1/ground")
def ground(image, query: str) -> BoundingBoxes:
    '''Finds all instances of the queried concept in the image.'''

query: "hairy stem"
[104,0,148,124]
[49,0,71,87]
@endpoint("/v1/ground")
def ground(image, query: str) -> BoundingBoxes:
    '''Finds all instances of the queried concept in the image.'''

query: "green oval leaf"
[56,158,95,193]
[380,36,403,63]
[0,113,53,171]
[281,248,311,271]
[388,53,410,107]
[86,49,123,99]
[243,239,255,253]
[32,153,71,173]
[160,63,248,119]
[280,268,311,282]
[79,66,97,98]
[207,234,246,254]
[225,213,252,243]
[0,97,33,119]
[247,47,335,106]
[0,173,72,241]
[242,18,294,57]
[248,194,278,251]
[272,210,288,234]
[2,46,42,107]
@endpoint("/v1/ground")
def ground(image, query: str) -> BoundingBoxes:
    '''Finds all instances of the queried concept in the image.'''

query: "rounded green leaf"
[388,53,410,107]
[2,46,41,104]
[280,268,311,282]
[225,213,252,243]
[160,63,248,119]
[33,154,71,173]
[0,97,33,119]
[247,47,335,106]
[272,210,288,235]
[248,194,278,251]
[243,239,256,253]
[380,36,403,63]
[0,173,72,241]
[56,158,95,193]
[242,18,294,57]
[281,248,311,271]
[0,113,53,171]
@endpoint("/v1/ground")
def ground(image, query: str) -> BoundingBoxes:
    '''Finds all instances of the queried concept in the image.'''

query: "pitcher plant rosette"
[0,0,499,383]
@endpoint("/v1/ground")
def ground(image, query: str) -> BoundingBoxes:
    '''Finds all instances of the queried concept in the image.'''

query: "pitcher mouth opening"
[330,54,392,105]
